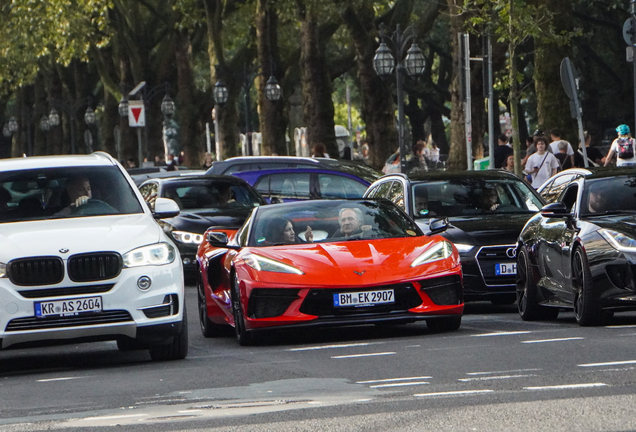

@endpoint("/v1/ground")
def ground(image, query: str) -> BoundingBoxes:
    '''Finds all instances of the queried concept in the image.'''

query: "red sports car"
[196,199,463,345]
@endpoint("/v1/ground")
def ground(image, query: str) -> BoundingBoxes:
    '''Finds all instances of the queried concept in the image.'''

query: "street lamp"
[213,80,229,105]
[84,107,96,125]
[265,76,282,102]
[48,109,60,127]
[161,95,175,117]
[373,24,426,173]
[39,115,51,132]
[8,117,18,134]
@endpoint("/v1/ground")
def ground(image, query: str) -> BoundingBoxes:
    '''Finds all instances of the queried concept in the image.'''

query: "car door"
[558,181,582,302]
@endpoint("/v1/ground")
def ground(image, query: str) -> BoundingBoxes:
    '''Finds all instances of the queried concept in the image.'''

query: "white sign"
[128,100,145,127]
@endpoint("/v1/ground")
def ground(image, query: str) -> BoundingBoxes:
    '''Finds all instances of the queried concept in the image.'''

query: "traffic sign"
[128,100,145,127]
[624,17,636,46]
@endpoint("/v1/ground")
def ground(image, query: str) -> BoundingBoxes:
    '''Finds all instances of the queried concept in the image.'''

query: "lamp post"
[373,24,426,173]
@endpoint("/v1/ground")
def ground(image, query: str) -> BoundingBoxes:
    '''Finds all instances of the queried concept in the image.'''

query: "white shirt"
[549,140,574,155]
[526,152,560,188]
[610,138,636,166]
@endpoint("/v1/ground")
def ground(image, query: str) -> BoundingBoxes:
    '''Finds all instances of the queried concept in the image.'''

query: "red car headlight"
[243,253,304,275]
[411,241,453,267]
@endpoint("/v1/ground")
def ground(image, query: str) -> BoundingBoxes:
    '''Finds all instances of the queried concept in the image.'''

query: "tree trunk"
[175,31,198,166]
[446,0,467,170]
[509,41,522,176]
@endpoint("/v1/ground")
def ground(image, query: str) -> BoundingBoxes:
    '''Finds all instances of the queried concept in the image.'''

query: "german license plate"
[35,296,103,318]
[333,289,394,307]
[495,263,517,275]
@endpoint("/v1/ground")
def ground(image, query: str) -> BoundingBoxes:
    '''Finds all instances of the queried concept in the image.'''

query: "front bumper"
[461,244,517,301]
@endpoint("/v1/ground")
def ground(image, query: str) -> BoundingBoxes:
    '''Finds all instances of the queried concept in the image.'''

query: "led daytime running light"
[172,230,204,244]
[411,241,453,267]
[243,253,304,274]
[599,229,636,252]
[123,242,176,268]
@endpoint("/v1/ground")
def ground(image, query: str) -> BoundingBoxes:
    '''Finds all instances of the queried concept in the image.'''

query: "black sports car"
[364,171,545,303]
[517,168,636,325]
[138,175,265,283]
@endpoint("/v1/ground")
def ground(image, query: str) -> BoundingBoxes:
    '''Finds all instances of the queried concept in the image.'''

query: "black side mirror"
[428,217,449,235]
[206,231,240,249]
[540,202,569,218]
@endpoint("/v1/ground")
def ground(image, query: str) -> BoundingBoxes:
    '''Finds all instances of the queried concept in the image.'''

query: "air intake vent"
[68,252,122,282]
[8,257,64,286]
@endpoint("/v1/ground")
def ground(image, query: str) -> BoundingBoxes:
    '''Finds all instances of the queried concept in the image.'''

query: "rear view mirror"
[428,217,449,235]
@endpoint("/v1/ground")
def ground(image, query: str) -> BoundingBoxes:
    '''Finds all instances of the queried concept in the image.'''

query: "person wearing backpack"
[605,124,636,167]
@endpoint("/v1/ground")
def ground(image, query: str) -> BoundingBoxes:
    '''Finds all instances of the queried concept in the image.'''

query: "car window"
[371,181,394,199]
[559,183,579,213]
[387,181,405,210]
[0,166,144,222]
[139,182,159,211]
[581,176,636,215]
[318,174,367,198]
[254,173,311,201]
[541,174,575,203]
[162,181,262,210]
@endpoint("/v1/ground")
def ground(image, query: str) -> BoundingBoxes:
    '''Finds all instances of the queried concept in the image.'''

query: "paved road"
[3,286,636,431]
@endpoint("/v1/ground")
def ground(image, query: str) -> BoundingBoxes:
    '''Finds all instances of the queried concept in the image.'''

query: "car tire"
[232,273,254,346]
[426,316,461,332]
[197,274,224,337]
[149,304,189,361]
[516,247,558,321]
[572,247,603,326]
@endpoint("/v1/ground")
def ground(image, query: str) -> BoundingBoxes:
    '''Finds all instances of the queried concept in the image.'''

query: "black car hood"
[162,207,253,233]
[417,213,533,246]
[584,214,636,234]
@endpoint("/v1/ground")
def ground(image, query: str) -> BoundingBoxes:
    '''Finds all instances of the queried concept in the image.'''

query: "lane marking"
[370,381,429,388]
[37,376,86,383]
[467,368,541,376]
[605,325,636,328]
[579,360,636,367]
[82,414,148,421]
[522,337,584,344]
[458,374,535,382]
[287,342,381,351]
[357,376,432,384]
[414,390,494,397]
[178,410,202,413]
[331,352,396,359]
[472,331,532,337]
[524,383,607,390]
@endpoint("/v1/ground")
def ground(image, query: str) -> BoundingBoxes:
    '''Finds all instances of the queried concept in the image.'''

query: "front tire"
[516,247,558,321]
[426,316,461,332]
[572,247,603,326]
[149,304,189,361]
[197,274,224,337]
[232,273,254,346]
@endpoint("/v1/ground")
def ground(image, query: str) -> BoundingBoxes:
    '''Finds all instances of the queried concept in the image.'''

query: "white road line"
[331,352,396,359]
[37,376,86,383]
[287,342,381,351]
[357,376,432,384]
[466,368,541,376]
[370,381,429,388]
[458,374,535,382]
[414,390,494,397]
[579,360,636,367]
[524,383,607,390]
[472,331,532,337]
[605,324,636,328]
[82,414,148,421]
[522,337,584,344]
[178,410,202,413]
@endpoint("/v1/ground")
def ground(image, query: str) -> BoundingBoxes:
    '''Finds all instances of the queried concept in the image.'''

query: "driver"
[333,207,364,238]
[56,176,92,215]
[587,186,608,213]
[479,186,499,212]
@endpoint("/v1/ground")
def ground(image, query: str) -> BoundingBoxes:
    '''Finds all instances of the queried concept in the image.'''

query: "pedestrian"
[126,157,136,169]
[494,134,513,169]
[521,135,536,167]
[426,139,441,169]
[503,154,515,173]
[555,141,574,171]
[311,143,329,158]
[202,152,213,170]
[604,124,636,167]
[548,128,574,167]
[525,136,560,189]
[407,140,428,173]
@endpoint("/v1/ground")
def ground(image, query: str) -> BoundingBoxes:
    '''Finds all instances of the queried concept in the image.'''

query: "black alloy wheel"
[197,273,224,337]
[516,247,558,321]
[232,273,254,346]
[572,247,604,326]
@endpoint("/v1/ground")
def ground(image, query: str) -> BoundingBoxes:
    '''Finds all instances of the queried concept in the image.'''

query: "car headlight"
[123,242,176,268]
[599,229,636,252]
[243,253,304,275]
[454,243,474,253]
[0,263,6,278]
[172,230,204,244]
[411,241,454,267]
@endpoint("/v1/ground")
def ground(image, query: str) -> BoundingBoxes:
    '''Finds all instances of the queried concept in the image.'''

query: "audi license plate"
[333,289,394,307]
[495,263,517,275]
[35,296,102,318]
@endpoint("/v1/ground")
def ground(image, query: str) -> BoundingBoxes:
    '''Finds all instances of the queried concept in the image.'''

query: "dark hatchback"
[364,171,545,304]
[517,168,636,325]
[138,175,265,282]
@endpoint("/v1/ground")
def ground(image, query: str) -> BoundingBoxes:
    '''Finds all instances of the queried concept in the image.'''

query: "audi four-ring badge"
[0,153,187,361]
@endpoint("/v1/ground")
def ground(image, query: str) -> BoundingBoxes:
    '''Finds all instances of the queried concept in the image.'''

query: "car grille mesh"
[476,245,517,286]
[299,283,421,317]
[419,275,463,305]
[248,289,300,319]
[18,284,115,299]
[5,310,133,332]
[68,252,122,282]
[8,257,64,286]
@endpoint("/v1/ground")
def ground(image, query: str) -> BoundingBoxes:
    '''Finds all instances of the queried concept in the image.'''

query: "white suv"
[0,153,187,361]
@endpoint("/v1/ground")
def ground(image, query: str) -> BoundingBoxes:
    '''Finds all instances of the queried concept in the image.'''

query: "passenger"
[265,217,297,244]
[56,176,92,215]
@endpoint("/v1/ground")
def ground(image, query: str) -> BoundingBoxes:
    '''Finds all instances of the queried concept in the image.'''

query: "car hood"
[586,215,636,235]
[416,213,533,247]
[163,207,253,233]
[243,236,459,286]
[0,214,162,262]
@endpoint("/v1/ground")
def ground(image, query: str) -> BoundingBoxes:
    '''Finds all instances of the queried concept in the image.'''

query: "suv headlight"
[123,242,176,268]
[599,229,636,252]
[243,253,304,274]
[0,263,6,278]
[172,230,204,244]
[411,241,453,267]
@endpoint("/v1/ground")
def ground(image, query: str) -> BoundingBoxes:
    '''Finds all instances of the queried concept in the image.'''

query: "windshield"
[581,176,636,215]
[161,180,262,211]
[0,166,144,223]
[411,178,542,218]
[248,199,422,246]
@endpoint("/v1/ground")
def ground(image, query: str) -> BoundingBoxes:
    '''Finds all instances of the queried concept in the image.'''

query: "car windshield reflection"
[581,176,636,216]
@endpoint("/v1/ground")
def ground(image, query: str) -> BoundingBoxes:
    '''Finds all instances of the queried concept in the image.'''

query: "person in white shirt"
[604,124,636,167]
[525,136,560,189]
[548,128,574,167]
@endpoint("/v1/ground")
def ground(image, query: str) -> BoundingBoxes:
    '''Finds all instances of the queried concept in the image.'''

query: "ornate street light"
[48,108,60,127]
[404,44,426,76]
[265,76,282,102]
[39,115,51,131]
[213,80,229,105]
[84,107,96,126]
[161,94,175,117]
[8,116,18,133]
[118,97,129,118]
[2,124,11,138]
[373,42,395,77]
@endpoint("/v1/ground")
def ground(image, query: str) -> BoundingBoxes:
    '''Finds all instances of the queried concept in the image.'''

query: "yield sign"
[128,100,145,127]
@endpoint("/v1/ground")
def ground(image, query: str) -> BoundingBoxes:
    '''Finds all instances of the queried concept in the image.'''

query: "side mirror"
[207,231,240,249]
[153,197,180,219]
[540,202,569,218]
[270,197,283,204]
[428,217,449,235]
